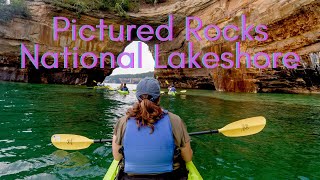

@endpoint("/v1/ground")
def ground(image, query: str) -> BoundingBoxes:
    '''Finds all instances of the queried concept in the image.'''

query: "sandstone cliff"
[0,0,319,93]
[150,0,320,93]
[0,0,129,86]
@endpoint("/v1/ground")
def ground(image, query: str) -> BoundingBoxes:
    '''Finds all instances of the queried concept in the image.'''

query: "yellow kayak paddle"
[51,116,266,150]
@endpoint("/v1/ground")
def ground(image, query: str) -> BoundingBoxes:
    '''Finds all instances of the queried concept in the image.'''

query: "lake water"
[0,82,319,179]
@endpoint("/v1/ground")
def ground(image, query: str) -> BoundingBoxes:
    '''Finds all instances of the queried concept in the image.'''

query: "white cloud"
[111,41,154,75]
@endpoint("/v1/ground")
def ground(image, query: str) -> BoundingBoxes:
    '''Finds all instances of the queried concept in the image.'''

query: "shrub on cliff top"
[0,0,30,22]
[50,0,167,17]
[51,0,140,17]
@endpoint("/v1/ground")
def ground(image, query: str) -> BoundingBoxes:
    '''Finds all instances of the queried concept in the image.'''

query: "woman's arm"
[112,135,123,161]
[168,112,193,162]
[180,141,193,162]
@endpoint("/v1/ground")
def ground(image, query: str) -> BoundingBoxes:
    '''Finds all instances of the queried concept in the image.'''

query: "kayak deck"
[103,159,203,180]
[117,90,129,95]
[103,159,120,180]
[168,91,176,96]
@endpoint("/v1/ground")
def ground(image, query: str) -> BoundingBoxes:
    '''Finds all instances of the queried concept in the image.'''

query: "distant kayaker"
[112,77,192,179]
[169,85,176,92]
[121,83,129,92]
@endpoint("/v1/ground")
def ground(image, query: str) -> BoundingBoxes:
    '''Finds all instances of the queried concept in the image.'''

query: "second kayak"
[117,90,129,95]
[168,91,176,96]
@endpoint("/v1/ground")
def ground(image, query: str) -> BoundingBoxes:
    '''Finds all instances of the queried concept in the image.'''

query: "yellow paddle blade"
[180,90,187,93]
[51,134,94,150]
[103,159,120,180]
[165,80,169,85]
[218,116,266,137]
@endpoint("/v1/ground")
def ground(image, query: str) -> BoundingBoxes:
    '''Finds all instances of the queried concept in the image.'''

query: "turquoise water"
[0,81,320,179]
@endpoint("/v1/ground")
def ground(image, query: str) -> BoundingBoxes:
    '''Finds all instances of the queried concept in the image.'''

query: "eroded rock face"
[0,1,129,85]
[0,0,319,93]
[154,0,320,93]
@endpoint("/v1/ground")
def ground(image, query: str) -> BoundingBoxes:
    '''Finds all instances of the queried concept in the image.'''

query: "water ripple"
[1,82,320,179]
[0,139,15,143]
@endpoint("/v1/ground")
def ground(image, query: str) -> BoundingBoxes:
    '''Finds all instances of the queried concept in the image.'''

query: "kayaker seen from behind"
[112,77,193,179]
[121,83,129,92]
[168,84,177,96]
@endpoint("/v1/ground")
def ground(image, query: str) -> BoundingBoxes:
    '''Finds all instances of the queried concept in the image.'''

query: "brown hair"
[126,94,163,133]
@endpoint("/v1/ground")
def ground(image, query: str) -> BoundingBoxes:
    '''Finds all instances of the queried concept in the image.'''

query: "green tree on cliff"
[0,0,29,22]
[51,0,167,17]
[51,0,139,17]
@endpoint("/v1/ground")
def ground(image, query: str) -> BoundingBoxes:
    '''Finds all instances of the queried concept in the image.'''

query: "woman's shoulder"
[167,112,184,124]
[114,115,128,128]
[113,115,129,139]
[167,111,179,118]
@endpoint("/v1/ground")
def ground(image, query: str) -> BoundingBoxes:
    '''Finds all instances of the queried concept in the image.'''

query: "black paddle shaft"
[94,139,112,143]
[189,130,219,136]
[93,130,219,143]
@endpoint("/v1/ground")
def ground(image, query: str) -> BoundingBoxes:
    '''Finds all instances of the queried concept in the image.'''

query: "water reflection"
[53,150,84,165]
[52,150,105,179]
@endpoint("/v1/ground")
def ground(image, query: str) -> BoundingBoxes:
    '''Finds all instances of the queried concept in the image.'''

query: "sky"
[110,41,155,75]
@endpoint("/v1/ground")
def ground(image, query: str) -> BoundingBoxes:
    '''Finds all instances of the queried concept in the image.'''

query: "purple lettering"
[188,42,201,68]
[41,52,59,69]
[155,14,174,41]
[186,16,202,41]
[80,52,98,69]
[202,52,219,68]
[253,52,270,68]
[241,15,254,41]
[21,43,39,69]
[53,17,70,41]
[283,52,300,69]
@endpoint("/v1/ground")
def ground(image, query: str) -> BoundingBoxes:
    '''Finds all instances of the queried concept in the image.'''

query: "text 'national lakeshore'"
[21,15,300,69]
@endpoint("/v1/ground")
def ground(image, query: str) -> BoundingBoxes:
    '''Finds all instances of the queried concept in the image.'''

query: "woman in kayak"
[112,77,193,179]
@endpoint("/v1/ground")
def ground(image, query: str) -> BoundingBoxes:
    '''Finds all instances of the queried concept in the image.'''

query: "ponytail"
[126,95,162,133]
